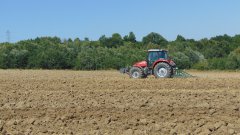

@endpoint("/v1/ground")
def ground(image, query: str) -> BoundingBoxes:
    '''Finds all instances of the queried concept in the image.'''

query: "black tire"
[153,62,172,78]
[129,67,146,79]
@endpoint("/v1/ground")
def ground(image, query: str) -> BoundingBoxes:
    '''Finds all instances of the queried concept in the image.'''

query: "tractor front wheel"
[129,67,146,79]
[154,63,172,78]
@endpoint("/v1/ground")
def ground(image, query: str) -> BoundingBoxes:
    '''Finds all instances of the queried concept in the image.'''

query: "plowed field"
[0,70,240,135]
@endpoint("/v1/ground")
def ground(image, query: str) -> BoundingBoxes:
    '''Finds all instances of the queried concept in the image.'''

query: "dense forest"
[0,32,240,70]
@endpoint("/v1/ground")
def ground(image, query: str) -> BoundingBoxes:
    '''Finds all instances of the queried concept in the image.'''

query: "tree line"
[0,32,240,70]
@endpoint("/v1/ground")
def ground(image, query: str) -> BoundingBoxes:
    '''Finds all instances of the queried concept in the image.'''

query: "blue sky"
[0,0,240,42]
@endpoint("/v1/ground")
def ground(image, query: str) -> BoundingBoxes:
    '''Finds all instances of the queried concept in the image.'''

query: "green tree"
[99,33,123,48]
[1,33,240,70]
[226,48,240,69]
[84,37,89,41]
[193,60,209,70]
[123,32,136,43]
[184,48,203,66]
[142,32,168,48]
[111,33,123,47]
[207,58,226,70]
[73,38,81,46]
[171,52,191,69]
[99,35,108,47]
[175,35,186,42]
[0,45,10,68]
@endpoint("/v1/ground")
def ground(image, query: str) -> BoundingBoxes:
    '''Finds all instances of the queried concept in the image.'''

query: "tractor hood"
[133,60,147,68]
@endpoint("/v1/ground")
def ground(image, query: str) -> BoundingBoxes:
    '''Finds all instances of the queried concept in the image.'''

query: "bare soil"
[0,70,240,135]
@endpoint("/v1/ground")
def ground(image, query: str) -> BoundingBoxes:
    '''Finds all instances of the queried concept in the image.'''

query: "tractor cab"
[147,49,169,68]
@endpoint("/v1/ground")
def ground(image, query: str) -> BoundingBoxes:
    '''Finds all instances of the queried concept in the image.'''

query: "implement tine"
[174,68,195,78]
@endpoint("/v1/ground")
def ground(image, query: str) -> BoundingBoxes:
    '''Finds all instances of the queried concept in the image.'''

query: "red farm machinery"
[120,49,193,78]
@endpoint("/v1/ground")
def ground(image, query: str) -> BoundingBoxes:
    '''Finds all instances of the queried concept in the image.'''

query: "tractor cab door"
[147,51,159,68]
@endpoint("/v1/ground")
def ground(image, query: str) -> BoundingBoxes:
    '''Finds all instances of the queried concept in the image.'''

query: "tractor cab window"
[148,51,168,61]
[159,51,168,59]
[148,52,159,61]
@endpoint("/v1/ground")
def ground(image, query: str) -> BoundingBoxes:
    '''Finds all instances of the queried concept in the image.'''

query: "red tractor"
[120,49,177,78]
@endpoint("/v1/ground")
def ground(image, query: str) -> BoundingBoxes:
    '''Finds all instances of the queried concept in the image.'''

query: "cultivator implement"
[173,68,195,78]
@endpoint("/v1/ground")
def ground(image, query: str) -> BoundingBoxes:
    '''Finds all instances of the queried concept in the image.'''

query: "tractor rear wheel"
[154,62,172,78]
[129,67,146,79]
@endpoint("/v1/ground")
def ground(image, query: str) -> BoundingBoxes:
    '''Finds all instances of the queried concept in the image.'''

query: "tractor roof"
[148,49,168,52]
